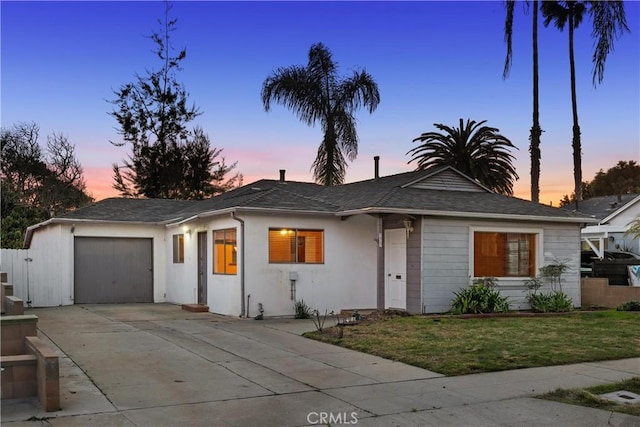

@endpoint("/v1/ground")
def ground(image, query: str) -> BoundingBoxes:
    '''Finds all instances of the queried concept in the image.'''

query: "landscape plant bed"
[303,310,640,376]
[423,307,633,319]
[538,377,640,417]
[424,311,574,319]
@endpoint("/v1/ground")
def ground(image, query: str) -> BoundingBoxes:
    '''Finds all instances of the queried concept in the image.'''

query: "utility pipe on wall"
[231,212,246,317]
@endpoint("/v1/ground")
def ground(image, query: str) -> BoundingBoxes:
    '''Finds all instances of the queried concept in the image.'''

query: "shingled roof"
[571,194,640,221]
[56,198,198,223]
[51,167,594,225]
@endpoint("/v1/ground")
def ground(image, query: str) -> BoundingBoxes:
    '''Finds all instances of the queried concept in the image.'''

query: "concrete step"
[181,304,209,313]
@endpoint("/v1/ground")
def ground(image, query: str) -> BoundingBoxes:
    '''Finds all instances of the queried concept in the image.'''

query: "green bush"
[450,278,510,314]
[524,260,574,312]
[616,300,640,311]
[527,291,573,313]
[293,299,311,319]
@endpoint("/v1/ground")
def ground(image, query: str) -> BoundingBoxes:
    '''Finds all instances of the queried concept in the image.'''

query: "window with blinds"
[213,228,237,274]
[172,234,184,263]
[474,232,536,277]
[268,229,324,264]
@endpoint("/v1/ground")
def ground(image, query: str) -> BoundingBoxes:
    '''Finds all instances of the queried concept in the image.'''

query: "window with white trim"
[213,229,237,274]
[269,228,324,264]
[473,231,537,277]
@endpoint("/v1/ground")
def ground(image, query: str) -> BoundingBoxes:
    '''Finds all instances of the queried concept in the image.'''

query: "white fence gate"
[1,248,62,306]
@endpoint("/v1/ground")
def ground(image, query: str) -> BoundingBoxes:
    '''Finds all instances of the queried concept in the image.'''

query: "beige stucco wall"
[581,277,640,308]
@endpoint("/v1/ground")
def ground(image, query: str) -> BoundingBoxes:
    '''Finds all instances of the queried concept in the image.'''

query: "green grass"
[538,377,640,417]
[303,311,640,376]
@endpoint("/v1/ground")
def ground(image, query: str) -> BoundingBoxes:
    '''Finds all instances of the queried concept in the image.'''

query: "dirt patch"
[361,309,411,322]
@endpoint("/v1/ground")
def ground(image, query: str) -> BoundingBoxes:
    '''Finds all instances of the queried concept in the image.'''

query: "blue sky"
[2,0,639,205]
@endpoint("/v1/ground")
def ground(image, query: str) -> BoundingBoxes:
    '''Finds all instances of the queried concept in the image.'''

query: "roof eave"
[599,195,640,224]
[23,217,180,248]
[582,224,631,235]
[164,206,337,226]
[335,207,597,224]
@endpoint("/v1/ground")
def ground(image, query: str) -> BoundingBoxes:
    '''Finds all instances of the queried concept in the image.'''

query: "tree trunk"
[569,12,583,208]
[530,0,542,203]
[324,119,336,187]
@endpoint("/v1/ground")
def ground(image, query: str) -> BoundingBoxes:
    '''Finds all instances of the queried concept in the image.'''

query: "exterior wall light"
[403,218,414,239]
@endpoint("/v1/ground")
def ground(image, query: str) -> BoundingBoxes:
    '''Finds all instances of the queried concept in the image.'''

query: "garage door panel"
[74,237,153,304]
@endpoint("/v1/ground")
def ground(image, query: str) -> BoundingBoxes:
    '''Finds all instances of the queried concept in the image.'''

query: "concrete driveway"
[2,304,639,426]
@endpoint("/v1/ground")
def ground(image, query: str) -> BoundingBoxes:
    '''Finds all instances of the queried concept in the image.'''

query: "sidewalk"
[2,304,638,426]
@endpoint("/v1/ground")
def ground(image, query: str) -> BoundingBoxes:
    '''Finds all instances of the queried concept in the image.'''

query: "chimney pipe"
[279,169,286,182]
[374,156,380,179]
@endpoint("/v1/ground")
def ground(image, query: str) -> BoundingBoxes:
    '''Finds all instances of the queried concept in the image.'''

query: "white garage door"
[74,237,153,304]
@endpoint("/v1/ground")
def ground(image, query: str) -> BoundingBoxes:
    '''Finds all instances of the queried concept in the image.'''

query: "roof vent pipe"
[279,169,286,182]
[374,156,380,179]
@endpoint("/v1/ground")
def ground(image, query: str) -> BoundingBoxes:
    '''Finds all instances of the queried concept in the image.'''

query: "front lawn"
[303,311,640,376]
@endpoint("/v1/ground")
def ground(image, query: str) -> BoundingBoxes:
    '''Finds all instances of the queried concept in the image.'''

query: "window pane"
[213,229,237,274]
[297,230,323,263]
[225,229,237,274]
[213,230,225,273]
[269,228,323,264]
[474,232,504,276]
[505,233,535,276]
[269,229,295,262]
[474,232,535,277]
[173,234,184,263]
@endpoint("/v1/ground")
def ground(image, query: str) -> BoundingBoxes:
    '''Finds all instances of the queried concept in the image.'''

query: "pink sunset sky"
[3,1,638,206]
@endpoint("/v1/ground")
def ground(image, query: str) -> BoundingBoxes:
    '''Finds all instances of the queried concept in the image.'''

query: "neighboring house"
[575,194,640,257]
[19,166,594,316]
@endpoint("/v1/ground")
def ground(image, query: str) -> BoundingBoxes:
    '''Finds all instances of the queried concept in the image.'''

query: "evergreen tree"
[110,2,239,199]
[560,160,640,207]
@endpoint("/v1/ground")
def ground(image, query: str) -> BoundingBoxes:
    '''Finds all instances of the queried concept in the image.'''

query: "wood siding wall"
[422,218,470,313]
[408,169,485,192]
[421,218,582,313]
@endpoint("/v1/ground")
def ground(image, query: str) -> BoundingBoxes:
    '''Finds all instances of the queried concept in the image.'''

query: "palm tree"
[626,216,640,240]
[503,0,542,203]
[541,1,629,208]
[261,43,380,186]
[407,119,519,195]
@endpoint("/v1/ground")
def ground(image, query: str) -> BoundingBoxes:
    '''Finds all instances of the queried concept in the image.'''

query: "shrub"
[310,309,334,332]
[524,260,574,312]
[527,291,573,313]
[450,278,510,314]
[293,299,311,319]
[616,300,640,311]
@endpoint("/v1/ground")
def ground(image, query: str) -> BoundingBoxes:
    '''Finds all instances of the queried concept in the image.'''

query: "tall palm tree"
[541,1,629,208]
[261,43,380,186]
[407,119,519,195]
[503,0,542,203]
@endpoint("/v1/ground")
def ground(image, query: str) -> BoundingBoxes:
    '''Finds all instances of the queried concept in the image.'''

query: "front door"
[197,231,207,304]
[385,228,407,310]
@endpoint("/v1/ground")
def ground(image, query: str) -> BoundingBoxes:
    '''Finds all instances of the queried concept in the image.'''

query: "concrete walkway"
[1,304,638,426]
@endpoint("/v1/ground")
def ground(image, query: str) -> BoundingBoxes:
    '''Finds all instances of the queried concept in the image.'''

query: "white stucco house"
[19,166,595,316]
[575,194,640,257]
